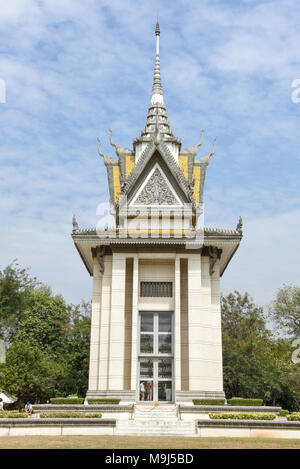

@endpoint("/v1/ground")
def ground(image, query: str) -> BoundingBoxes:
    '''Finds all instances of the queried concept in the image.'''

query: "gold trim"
[192,166,201,202]
[126,155,135,178]
[179,155,188,180]
[113,166,121,203]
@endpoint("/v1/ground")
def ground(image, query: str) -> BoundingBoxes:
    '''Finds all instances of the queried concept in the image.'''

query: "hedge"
[227,398,263,406]
[279,410,289,417]
[287,413,300,421]
[209,412,275,420]
[40,412,102,419]
[0,411,27,419]
[87,398,120,405]
[192,399,226,406]
[50,398,84,405]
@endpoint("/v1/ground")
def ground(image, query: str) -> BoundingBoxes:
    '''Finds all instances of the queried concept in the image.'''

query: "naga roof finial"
[196,137,216,165]
[97,137,117,165]
[236,216,243,236]
[181,129,205,156]
[108,129,133,157]
[72,214,79,234]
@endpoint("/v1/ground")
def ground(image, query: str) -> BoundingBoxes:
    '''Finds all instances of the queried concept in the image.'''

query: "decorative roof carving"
[72,214,79,234]
[135,168,179,205]
[195,138,216,165]
[181,130,204,156]
[109,129,134,157]
[119,141,196,210]
[208,246,221,275]
[97,137,118,165]
[236,216,243,236]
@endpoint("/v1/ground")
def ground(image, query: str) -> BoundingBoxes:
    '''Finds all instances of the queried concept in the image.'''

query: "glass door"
[138,312,173,402]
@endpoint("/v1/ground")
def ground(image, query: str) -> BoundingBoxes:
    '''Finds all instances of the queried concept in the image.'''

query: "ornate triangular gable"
[131,165,182,207]
[118,140,195,210]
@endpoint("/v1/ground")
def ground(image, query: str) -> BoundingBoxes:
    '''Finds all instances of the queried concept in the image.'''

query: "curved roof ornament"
[97,137,118,165]
[108,129,133,157]
[236,216,243,236]
[181,129,204,156]
[196,137,216,165]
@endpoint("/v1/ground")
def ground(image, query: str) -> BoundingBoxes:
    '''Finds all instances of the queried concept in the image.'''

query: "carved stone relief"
[135,168,179,205]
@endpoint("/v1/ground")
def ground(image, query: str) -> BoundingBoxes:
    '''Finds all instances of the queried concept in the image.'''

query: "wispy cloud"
[0,0,299,306]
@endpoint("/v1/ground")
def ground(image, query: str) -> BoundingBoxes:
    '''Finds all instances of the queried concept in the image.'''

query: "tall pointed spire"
[133,20,181,159]
[151,20,164,104]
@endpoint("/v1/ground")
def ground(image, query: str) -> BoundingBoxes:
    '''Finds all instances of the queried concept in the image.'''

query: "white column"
[98,255,112,390]
[130,255,139,392]
[174,255,181,393]
[210,259,223,392]
[187,253,202,391]
[88,257,102,391]
[188,254,223,393]
[108,252,126,390]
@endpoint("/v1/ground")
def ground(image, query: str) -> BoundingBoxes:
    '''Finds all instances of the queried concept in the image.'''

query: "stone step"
[115,420,196,436]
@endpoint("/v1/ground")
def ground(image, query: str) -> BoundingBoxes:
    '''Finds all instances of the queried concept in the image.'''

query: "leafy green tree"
[0,261,91,402]
[221,291,293,406]
[16,285,69,358]
[269,284,300,338]
[0,261,38,342]
[0,340,67,405]
[65,301,91,397]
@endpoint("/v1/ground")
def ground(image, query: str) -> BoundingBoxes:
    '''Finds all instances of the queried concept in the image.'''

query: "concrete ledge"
[196,419,300,439]
[181,406,281,414]
[0,418,116,426]
[86,390,136,401]
[176,391,225,401]
[0,419,116,436]
[197,419,300,429]
[32,404,133,413]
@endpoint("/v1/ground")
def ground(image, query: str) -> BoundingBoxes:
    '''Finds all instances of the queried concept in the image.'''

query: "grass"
[1,436,300,449]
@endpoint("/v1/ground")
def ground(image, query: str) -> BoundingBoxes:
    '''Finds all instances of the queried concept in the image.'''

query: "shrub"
[279,410,289,417]
[192,399,226,406]
[50,398,84,405]
[87,398,120,405]
[209,412,275,420]
[287,413,300,421]
[40,412,102,418]
[227,398,263,406]
[0,411,27,419]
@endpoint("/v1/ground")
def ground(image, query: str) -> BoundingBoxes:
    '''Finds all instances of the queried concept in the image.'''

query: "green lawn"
[1,436,300,449]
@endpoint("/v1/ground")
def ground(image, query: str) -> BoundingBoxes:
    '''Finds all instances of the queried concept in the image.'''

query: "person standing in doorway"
[146,381,152,401]
[140,382,145,401]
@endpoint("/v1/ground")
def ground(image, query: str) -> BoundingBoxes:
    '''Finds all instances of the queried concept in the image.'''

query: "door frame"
[137,311,174,403]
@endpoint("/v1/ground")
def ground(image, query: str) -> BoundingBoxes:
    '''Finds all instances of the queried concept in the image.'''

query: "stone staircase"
[115,404,197,436]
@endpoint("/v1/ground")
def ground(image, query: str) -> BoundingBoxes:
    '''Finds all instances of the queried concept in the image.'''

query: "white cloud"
[221,208,300,308]
[0,0,299,307]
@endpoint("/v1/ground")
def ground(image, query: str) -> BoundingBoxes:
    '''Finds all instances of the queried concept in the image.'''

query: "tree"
[221,291,293,406]
[0,261,38,342]
[0,340,67,405]
[0,261,91,402]
[16,285,69,358]
[65,301,91,397]
[269,284,300,338]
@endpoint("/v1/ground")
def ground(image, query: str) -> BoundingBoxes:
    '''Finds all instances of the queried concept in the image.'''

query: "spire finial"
[155,18,160,36]
[151,18,163,104]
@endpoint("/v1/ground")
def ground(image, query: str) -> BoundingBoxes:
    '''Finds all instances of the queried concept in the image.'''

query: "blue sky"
[0,0,299,308]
